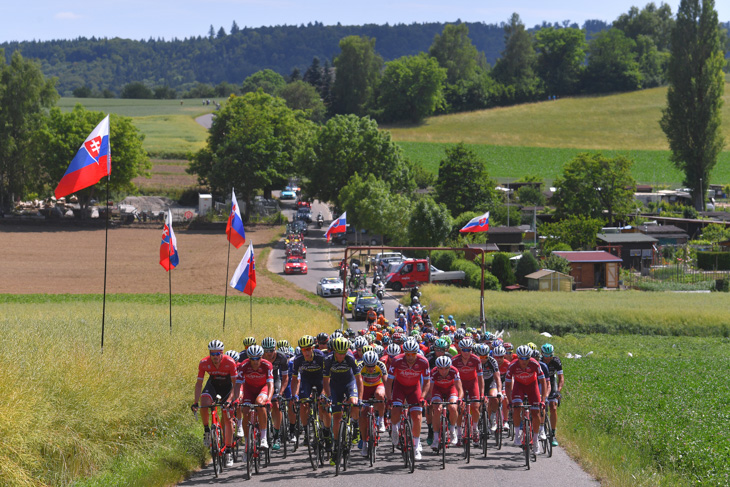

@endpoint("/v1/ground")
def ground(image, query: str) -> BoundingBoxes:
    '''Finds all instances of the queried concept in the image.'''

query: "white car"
[316,277,344,297]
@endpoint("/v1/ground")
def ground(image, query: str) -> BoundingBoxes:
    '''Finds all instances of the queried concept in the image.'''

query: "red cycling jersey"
[452,353,483,382]
[198,355,238,381]
[505,358,545,386]
[497,357,512,378]
[236,359,274,388]
[428,366,461,389]
[388,353,430,387]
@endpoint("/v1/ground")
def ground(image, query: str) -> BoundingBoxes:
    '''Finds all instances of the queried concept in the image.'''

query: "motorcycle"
[316,213,324,228]
[375,281,385,300]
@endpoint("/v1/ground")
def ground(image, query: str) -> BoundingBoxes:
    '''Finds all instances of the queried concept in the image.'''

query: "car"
[335,227,382,246]
[280,187,296,200]
[352,294,384,321]
[284,257,308,274]
[371,252,405,267]
[346,290,369,312]
[316,277,344,297]
[296,208,312,223]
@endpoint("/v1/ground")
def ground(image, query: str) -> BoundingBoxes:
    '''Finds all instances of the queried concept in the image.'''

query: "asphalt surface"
[180,196,599,486]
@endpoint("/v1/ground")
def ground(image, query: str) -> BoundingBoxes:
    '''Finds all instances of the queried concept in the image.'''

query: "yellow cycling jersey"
[357,360,387,387]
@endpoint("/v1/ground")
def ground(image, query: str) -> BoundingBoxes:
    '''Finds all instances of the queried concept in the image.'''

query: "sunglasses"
[210,352,222,356]
[249,357,261,361]
[461,348,472,352]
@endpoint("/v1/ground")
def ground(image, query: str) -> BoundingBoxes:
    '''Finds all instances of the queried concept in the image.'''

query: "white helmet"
[435,355,452,368]
[208,340,224,351]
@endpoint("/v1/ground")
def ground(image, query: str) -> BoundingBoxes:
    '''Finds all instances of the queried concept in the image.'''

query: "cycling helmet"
[317,332,329,344]
[516,345,532,360]
[448,315,454,320]
[492,339,504,349]
[277,339,290,350]
[541,343,554,356]
[208,340,224,351]
[402,339,419,353]
[456,327,466,335]
[492,345,506,357]
[411,296,419,304]
[424,333,434,344]
[443,336,453,346]
[362,350,379,367]
[242,337,256,348]
[247,345,264,359]
[483,331,494,341]
[261,337,276,351]
[434,338,449,350]
[333,337,350,354]
[531,349,541,360]
[527,342,538,351]
[474,343,490,357]
[374,345,384,357]
[294,346,301,356]
[410,329,420,337]
[361,344,374,354]
[439,315,444,319]
[225,350,240,361]
[504,342,514,352]
[392,333,405,344]
[386,343,402,356]
[435,355,452,368]
[298,335,315,348]
[354,336,368,349]
[331,330,343,338]
[454,332,465,343]
[459,338,474,350]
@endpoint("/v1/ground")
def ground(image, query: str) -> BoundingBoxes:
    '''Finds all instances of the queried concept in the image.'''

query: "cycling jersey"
[428,366,461,389]
[323,353,360,384]
[198,355,238,382]
[388,354,430,387]
[541,356,563,391]
[292,349,325,381]
[504,358,545,386]
[452,353,483,382]
[358,360,388,388]
[236,359,274,388]
[265,350,290,382]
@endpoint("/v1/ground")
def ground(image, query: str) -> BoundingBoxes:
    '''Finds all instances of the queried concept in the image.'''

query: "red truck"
[384,259,466,291]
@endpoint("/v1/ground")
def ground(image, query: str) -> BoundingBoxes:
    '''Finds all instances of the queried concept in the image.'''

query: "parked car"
[352,294,384,321]
[371,252,404,267]
[334,227,382,246]
[284,257,308,274]
[316,277,344,297]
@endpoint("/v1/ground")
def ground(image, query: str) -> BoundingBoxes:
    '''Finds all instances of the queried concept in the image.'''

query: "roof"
[525,269,571,279]
[466,243,501,252]
[553,251,623,263]
[639,224,688,235]
[486,225,529,234]
[596,233,658,244]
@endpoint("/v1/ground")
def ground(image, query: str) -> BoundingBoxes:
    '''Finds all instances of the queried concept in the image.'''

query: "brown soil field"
[0,224,299,298]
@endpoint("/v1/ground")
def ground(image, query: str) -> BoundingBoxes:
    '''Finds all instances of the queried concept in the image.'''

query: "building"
[637,223,689,246]
[553,251,623,289]
[525,269,573,292]
[596,233,658,269]
[486,226,528,252]
[464,243,500,262]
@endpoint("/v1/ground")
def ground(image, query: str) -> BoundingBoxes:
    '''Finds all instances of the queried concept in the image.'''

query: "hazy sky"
[2,1,727,43]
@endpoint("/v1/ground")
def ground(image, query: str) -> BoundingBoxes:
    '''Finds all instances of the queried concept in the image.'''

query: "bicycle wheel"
[246,424,254,479]
[211,426,220,478]
[403,419,415,473]
[440,414,447,470]
[508,409,515,440]
[281,402,289,459]
[367,415,376,467]
[304,420,317,471]
[463,412,471,464]
[253,426,260,475]
[264,413,272,467]
[335,420,346,476]
[495,403,503,450]
[523,419,531,470]
[544,415,553,458]
[479,407,488,458]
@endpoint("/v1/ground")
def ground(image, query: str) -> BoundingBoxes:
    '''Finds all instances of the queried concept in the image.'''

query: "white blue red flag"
[230,243,257,295]
[54,115,111,199]
[160,210,180,271]
[225,189,246,248]
[325,211,347,242]
[459,211,490,233]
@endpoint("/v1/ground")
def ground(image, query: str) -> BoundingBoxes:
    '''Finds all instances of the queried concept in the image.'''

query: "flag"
[54,115,111,199]
[160,210,179,271]
[459,211,490,233]
[325,211,347,242]
[230,243,256,295]
[225,189,246,248]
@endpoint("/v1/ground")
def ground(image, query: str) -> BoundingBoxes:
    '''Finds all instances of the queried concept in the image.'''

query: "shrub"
[515,251,540,286]
[432,250,457,271]
[451,258,501,291]
[491,253,516,288]
[683,206,699,219]
[696,251,730,270]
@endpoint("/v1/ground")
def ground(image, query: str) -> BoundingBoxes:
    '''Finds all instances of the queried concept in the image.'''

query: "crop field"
[0,294,339,487]
[57,97,227,118]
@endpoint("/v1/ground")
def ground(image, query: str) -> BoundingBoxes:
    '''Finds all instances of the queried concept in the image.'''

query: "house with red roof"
[552,251,623,289]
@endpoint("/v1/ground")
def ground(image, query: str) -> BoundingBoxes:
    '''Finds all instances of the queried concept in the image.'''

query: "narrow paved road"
[180,196,599,486]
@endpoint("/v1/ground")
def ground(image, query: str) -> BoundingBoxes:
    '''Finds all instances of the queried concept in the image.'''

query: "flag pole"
[249,238,253,329]
[169,209,173,335]
[223,238,231,331]
[101,176,110,353]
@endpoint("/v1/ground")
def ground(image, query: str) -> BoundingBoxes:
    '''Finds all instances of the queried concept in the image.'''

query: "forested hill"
[0,20,610,96]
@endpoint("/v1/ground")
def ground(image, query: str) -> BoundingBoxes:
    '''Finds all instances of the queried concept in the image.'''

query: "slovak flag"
[460,211,490,233]
[54,115,111,199]
[230,243,256,295]
[160,210,180,271]
[226,189,246,248]
[325,211,347,242]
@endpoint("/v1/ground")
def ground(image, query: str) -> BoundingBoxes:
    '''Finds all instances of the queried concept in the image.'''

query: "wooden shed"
[596,233,658,269]
[525,269,573,292]
[553,251,623,289]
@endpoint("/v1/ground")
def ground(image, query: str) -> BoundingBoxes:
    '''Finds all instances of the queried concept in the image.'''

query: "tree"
[428,23,484,85]
[540,216,605,250]
[660,0,725,211]
[330,36,383,116]
[0,49,58,210]
[542,253,571,274]
[584,29,642,93]
[241,69,286,95]
[217,27,227,39]
[491,14,541,103]
[153,85,177,99]
[613,3,675,51]
[701,223,730,246]
[407,196,452,247]
[208,25,215,39]
[435,143,497,217]
[515,251,540,286]
[276,80,326,123]
[375,53,446,123]
[73,85,92,98]
[303,57,323,92]
[121,81,153,99]
[491,253,516,288]
[39,105,150,207]
[534,27,586,96]
[188,91,313,220]
[516,185,545,206]
[552,153,637,226]
[298,114,413,206]
[230,21,240,35]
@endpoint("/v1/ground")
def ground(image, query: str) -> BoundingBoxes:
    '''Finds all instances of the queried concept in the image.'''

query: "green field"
[0,294,339,487]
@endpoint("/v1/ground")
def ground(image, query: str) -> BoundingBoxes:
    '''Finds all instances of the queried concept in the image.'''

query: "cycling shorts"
[362,384,385,402]
[511,381,541,410]
[392,382,423,412]
[430,385,458,404]
[241,383,269,405]
[201,378,232,402]
[484,378,498,394]
[299,377,323,400]
[330,379,358,413]
[461,379,480,402]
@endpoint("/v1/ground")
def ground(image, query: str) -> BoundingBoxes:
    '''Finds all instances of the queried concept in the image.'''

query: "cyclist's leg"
[406,386,423,450]
[430,395,443,446]
[255,391,269,445]
[199,379,217,426]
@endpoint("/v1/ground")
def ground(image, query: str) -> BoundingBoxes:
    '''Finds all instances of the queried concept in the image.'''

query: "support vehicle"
[384,259,465,291]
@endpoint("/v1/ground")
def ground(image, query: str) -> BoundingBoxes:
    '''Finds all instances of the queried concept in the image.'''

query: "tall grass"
[0,294,339,487]
[421,286,730,336]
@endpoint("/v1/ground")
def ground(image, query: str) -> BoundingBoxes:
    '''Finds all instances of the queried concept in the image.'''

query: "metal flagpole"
[223,238,231,331]
[249,294,253,330]
[101,176,110,353]
[169,209,172,335]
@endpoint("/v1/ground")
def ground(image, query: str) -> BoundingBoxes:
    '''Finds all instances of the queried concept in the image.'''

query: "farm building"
[596,233,658,269]
[486,226,528,252]
[637,223,689,246]
[553,251,622,289]
[525,269,573,291]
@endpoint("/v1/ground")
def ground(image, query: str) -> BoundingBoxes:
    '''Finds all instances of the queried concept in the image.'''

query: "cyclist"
[316,332,329,351]
[452,337,483,444]
[492,345,512,430]
[291,335,332,450]
[239,336,256,357]
[427,355,463,451]
[540,343,563,447]
[357,350,388,456]
[382,342,401,370]
[424,337,449,444]
[192,340,238,467]
[531,348,552,445]
[435,315,447,333]
[235,345,274,450]
[386,338,430,461]
[446,315,457,329]
[475,343,502,432]
[261,337,289,451]
[505,345,547,456]
[503,342,516,362]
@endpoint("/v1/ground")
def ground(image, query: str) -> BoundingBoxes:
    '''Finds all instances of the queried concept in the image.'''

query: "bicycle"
[242,402,270,479]
[461,396,481,464]
[298,387,327,471]
[278,396,293,459]
[507,405,515,441]
[362,399,384,467]
[432,400,458,470]
[477,401,489,458]
[332,402,355,476]
[193,397,229,478]
[542,393,560,458]
[481,394,503,452]
[517,395,537,470]
[394,400,416,473]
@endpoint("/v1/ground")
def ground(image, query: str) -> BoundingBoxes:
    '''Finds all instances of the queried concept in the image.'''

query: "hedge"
[696,251,730,270]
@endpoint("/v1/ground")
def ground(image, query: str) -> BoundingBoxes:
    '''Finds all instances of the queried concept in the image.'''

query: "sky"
[2,0,728,43]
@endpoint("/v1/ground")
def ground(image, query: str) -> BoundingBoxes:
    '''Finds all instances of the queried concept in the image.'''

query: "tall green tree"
[0,50,58,210]
[613,3,675,51]
[375,53,446,123]
[241,69,286,95]
[407,196,453,247]
[188,91,313,219]
[276,80,327,123]
[428,23,484,85]
[660,0,725,211]
[491,253,516,288]
[491,13,541,103]
[534,27,586,96]
[540,216,605,250]
[330,36,383,116]
[435,143,497,217]
[584,29,642,93]
[515,251,540,286]
[39,105,150,207]
[552,152,637,226]
[298,114,413,206]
